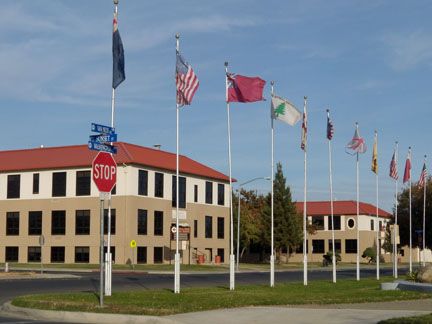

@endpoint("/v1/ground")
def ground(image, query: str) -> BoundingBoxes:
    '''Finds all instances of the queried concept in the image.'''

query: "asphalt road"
[0,267,398,323]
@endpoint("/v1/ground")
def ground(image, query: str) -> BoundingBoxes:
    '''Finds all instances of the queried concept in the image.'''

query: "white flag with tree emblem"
[271,95,301,126]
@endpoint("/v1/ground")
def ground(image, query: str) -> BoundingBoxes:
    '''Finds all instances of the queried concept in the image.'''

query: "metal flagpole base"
[270,255,275,287]
[229,254,235,290]
[303,254,307,286]
[104,254,112,296]
[356,255,360,281]
[174,253,180,293]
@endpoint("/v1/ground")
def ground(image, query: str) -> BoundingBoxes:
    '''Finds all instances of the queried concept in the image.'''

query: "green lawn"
[378,313,432,323]
[12,277,431,316]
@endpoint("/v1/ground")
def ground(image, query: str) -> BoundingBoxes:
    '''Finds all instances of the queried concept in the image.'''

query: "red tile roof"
[295,200,392,218]
[0,142,231,182]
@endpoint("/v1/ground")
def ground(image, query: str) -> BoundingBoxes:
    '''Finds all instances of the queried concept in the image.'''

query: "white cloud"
[382,30,432,71]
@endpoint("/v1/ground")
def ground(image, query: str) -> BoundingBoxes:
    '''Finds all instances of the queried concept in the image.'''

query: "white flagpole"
[225,62,235,290]
[327,109,336,283]
[270,82,275,287]
[394,141,399,279]
[105,0,119,297]
[174,34,181,294]
[355,122,360,281]
[422,155,427,266]
[408,147,412,274]
[375,131,380,280]
[303,98,308,286]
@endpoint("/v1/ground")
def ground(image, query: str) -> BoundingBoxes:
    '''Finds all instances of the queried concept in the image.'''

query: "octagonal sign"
[92,152,117,193]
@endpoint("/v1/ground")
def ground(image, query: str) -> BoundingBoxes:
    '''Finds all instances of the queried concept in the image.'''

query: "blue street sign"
[89,134,117,143]
[91,123,115,135]
[88,141,117,154]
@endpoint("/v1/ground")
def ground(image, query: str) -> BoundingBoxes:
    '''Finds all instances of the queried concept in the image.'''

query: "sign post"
[39,235,45,275]
[130,240,137,270]
[92,151,117,306]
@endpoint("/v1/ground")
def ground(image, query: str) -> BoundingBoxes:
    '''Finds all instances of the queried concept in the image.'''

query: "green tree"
[397,177,432,249]
[262,162,302,262]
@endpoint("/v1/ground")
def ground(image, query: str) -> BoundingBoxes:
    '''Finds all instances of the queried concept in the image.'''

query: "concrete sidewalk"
[2,299,431,324]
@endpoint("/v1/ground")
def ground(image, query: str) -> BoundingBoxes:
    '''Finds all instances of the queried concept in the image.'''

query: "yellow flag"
[371,134,378,174]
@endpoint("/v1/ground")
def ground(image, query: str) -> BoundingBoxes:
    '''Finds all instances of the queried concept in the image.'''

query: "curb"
[1,302,181,324]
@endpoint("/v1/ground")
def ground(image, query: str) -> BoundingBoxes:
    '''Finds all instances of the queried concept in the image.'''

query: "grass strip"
[12,277,431,316]
[378,313,432,323]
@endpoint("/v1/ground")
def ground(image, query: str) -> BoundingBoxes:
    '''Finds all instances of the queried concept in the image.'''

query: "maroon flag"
[227,74,266,103]
[403,152,411,183]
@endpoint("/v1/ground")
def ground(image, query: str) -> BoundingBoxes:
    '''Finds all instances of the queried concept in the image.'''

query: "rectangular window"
[75,247,89,263]
[312,239,325,254]
[379,221,383,231]
[295,240,308,254]
[154,247,163,263]
[217,248,225,263]
[5,247,18,262]
[217,217,224,239]
[7,174,20,199]
[137,247,147,263]
[370,219,374,231]
[103,209,116,235]
[154,211,163,236]
[194,185,198,203]
[111,185,116,195]
[172,176,186,208]
[76,170,91,196]
[6,212,19,235]
[137,209,148,235]
[194,219,198,238]
[33,173,40,194]
[28,211,42,235]
[27,247,41,262]
[51,210,66,235]
[154,172,164,198]
[205,181,213,204]
[312,216,324,230]
[75,210,90,235]
[345,239,357,254]
[328,239,342,253]
[138,169,148,196]
[205,216,213,238]
[51,247,65,263]
[103,246,116,262]
[52,172,66,197]
[328,215,341,230]
[217,184,225,206]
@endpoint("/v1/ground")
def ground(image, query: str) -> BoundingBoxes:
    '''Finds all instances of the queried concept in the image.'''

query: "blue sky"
[2,0,432,212]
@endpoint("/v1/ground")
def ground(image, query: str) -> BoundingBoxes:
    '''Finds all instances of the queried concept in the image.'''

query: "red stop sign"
[92,152,117,193]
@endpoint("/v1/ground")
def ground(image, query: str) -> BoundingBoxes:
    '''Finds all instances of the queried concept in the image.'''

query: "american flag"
[419,162,427,187]
[326,111,334,140]
[389,152,399,180]
[300,102,307,151]
[176,51,199,106]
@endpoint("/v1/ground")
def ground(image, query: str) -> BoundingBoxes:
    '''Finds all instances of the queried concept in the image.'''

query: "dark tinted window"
[51,210,66,235]
[33,173,39,194]
[138,170,148,195]
[51,247,65,263]
[5,247,18,262]
[7,175,20,199]
[217,184,225,206]
[154,247,163,263]
[76,171,91,196]
[194,185,198,202]
[172,176,186,208]
[154,211,163,236]
[75,247,89,263]
[137,209,148,235]
[345,239,357,254]
[205,182,213,204]
[329,215,341,230]
[6,212,19,235]
[205,216,212,238]
[217,217,224,239]
[28,211,42,235]
[328,239,341,253]
[194,219,198,238]
[312,216,324,230]
[137,247,147,263]
[75,210,90,235]
[28,247,41,262]
[312,240,324,254]
[155,172,164,198]
[52,172,66,197]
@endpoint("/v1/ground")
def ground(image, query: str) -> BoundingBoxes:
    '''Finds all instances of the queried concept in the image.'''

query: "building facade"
[290,201,393,263]
[0,142,230,265]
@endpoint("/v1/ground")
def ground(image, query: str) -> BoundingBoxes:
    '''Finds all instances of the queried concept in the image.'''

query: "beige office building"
[0,142,230,265]
[291,201,393,263]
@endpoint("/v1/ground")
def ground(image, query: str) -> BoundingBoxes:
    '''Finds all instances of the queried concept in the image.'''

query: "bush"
[362,247,377,263]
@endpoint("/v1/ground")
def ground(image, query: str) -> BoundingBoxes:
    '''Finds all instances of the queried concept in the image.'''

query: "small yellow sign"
[130,240,137,248]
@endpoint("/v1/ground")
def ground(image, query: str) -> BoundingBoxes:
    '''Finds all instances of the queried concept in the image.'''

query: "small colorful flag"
[326,111,334,140]
[176,51,199,106]
[227,74,266,103]
[300,100,307,151]
[346,126,367,154]
[403,150,411,183]
[371,134,378,174]
[271,95,301,126]
[112,11,125,89]
[419,162,427,187]
[389,152,399,180]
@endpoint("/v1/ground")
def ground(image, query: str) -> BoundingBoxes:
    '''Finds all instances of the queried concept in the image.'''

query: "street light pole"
[236,177,270,271]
